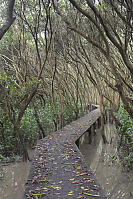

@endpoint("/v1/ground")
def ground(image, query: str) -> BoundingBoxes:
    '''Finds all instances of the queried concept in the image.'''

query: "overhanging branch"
[0,0,16,40]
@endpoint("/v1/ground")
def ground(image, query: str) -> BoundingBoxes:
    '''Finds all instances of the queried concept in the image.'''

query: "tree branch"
[0,0,16,40]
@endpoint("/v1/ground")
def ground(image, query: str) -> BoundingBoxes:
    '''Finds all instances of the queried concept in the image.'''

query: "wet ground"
[80,123,133,199]
[0,150,34,199]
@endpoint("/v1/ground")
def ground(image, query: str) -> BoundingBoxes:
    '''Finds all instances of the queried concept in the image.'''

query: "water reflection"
[79,123,133,199]
[0,150,33,199]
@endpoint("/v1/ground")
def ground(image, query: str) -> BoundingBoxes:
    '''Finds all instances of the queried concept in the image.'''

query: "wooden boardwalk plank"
[23,108,107,199]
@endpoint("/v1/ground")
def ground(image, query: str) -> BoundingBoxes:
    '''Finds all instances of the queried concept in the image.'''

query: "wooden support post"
[93,122,97,145]
[103,110,108,124]
[97,117,101,129]
[88,104,90,111]
[104,115,106,124]
[89,104,92,112]
[88,126,92,144]
[93,122,96,132]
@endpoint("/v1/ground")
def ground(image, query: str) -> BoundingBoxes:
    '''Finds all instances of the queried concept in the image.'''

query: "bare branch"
[0,0,16,40]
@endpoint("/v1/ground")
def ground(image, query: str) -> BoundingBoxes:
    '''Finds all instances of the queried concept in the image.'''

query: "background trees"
[52,0,133,118]
[0,0,132,164]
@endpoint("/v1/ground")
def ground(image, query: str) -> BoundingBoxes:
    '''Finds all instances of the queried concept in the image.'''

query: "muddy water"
[80,124,133,199]
[0,150,34,199]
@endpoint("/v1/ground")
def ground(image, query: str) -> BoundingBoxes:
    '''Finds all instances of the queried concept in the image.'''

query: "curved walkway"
[24,107,107,199]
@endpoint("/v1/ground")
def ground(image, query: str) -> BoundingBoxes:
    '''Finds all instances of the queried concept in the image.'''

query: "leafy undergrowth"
[0,98,84,162]
[115,104,133,170]
[0,154,20,164]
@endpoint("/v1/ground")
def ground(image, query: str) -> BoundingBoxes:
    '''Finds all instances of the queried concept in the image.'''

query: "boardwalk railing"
[24,106,106,199]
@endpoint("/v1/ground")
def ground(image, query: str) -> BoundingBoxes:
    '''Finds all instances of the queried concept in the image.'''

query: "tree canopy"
[0,0,133,162]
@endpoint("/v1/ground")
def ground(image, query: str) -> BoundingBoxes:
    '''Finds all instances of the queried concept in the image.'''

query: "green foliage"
[64,99,83,125]
[38,102,55,133]
[0,96,84,161]
[123,152,133,170]
[20,108,39,144]
[0,75,85,161]
[0,154,18,163]
[0,106,38,160]
[0,109,17,157]
[0,29,14,52]
[115,104,133,169]
[116,104,133,140]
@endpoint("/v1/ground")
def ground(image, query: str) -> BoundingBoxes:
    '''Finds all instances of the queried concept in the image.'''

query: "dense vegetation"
[0,96,83,162]
[0,0,132,167]
[115,104,133,169]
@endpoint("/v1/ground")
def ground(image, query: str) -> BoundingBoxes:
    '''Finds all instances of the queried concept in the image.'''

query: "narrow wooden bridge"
[24,106,107,199]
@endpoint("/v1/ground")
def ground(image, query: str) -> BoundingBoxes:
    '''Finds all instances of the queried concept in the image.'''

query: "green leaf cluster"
[115,104,133,169]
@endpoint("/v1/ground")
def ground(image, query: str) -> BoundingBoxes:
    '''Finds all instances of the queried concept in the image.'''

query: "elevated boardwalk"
[24,107,107,199]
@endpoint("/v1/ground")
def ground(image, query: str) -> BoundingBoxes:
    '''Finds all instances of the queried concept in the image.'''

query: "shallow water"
[80,123,133,199]
[0,150,34,199]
